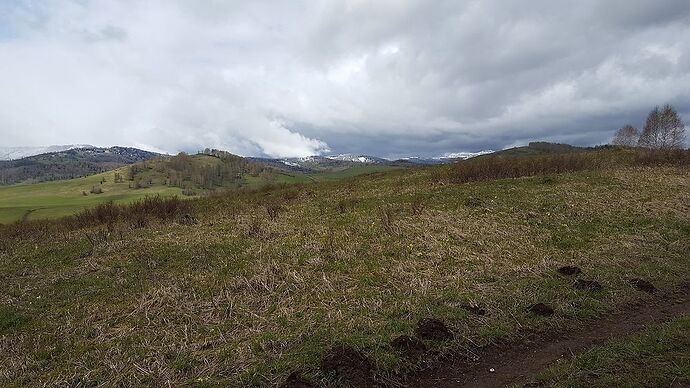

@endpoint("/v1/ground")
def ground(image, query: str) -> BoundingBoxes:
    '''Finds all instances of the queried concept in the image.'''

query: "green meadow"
[0,163,401,224]
[0,168,181,224]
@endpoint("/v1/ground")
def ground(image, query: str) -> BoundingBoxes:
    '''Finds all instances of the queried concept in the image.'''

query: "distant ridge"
[250,150,494,172]
[0,146,160,185]
[0,144,93,161]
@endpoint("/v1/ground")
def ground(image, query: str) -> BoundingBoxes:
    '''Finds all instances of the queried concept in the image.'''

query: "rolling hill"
[0,150,402,224]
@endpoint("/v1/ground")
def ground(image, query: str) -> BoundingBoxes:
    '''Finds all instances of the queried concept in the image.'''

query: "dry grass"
[1,152,690,386]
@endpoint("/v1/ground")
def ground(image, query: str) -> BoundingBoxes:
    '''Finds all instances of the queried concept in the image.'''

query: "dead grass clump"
[265,203,282,221]
[247,216,266,238]
[336,197,360,214]
[410,197,425,215]
[379,204,398,235]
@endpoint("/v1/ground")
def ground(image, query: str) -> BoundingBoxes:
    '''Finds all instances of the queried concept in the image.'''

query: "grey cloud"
[0,0,688,157]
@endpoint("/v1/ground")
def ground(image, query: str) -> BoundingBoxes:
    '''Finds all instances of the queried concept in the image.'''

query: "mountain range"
[0,145,496,185]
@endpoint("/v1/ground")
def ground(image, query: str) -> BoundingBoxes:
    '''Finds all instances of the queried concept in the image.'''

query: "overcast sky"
[1,1,689,158]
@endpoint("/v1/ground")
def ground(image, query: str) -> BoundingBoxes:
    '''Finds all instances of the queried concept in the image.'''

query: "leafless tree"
[638,105,686,149]
[612,124,639,147]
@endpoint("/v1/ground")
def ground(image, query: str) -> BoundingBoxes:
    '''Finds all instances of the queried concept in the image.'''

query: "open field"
[0,162,401,224]
[0,168,181,224]
[1,151,689,386]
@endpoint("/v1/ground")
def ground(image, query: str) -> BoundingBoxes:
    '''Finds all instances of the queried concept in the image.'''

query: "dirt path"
[20,208,40,223]
[406,288,690,388]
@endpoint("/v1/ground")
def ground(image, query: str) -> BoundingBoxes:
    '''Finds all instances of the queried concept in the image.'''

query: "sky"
[0,0,689,158]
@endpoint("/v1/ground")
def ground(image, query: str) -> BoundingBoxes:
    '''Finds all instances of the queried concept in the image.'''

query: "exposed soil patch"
[527,303,554,317]
[460,304,487,316]
[558,265,582,276]
[279,371,314,388]
[406,289,690,388]
[573,279,603,291]
[391,335,427,357]
[630,278,656,293]
[416,319,454,341]
[321,345,375,387]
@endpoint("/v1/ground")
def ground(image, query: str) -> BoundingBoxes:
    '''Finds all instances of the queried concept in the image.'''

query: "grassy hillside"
[1,148,688,386]
[0,153,400,224]
[0,167,181,224]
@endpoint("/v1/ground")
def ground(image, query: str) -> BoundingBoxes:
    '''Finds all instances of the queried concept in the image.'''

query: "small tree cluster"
[612,104,686,149]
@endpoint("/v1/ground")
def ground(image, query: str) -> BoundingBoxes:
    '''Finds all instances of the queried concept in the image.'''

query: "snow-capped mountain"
[325,154,389,164]
[0,144,93,161]
[250,149,495,172]
[437,150,494,160]
[394,150,494,165]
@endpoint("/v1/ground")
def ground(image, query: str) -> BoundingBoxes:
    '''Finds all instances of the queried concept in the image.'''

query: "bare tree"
[659,104,686,149]
[639,104,686,149]
[612,124,639,147]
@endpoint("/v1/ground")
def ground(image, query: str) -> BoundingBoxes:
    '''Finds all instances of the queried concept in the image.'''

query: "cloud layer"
[1,0,689,157]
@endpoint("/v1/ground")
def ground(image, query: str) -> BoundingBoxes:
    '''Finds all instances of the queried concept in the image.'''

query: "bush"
[66,196,193,228]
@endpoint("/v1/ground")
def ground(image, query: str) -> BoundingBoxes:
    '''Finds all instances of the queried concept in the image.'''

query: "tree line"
[612,104,686,149]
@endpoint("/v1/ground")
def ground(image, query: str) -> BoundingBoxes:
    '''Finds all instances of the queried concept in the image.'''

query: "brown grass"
[435,148,690,185]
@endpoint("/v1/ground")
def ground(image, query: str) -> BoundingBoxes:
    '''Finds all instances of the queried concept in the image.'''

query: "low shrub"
[632,149,690,166]
[66,195,193,228]
[436,152,602,184]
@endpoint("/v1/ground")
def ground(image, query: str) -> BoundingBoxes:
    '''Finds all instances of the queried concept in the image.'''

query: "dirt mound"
[391,335,427,357]
[415,319,454,340]
[528,303,554,316]
[460,304,487,316]
[321,345,374,387]
[573,279,603,291]
[279,371,314,388]
[629,278,656,293]
[558,265,582,276]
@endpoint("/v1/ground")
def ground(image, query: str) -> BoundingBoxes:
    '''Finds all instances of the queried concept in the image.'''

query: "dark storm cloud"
[0,0,688,157]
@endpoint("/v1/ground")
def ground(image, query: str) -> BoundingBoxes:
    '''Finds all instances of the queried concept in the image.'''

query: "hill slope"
[1,148,689,386]
[0,151,402,223]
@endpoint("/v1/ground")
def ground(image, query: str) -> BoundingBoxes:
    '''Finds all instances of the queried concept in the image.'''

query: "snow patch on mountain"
[326,154,388,163]
[0,144,93,160]
[437,150,494,160]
